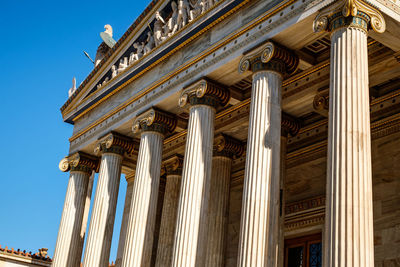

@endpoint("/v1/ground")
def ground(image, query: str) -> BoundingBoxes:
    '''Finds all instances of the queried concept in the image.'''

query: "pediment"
[61,0,249,124]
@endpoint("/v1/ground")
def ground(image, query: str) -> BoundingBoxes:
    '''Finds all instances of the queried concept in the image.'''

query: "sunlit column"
[53,152,98,267]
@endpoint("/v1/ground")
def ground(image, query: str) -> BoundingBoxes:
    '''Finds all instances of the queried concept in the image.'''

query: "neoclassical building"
[52,0,400,266]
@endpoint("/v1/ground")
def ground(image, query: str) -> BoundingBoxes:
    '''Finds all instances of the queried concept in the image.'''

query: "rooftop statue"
[100,24,117,48]
[68,77,77,97]
[95,24,116,66]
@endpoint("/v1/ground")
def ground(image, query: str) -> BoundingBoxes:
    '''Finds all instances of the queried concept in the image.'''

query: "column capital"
[214,133,245,159]
[281,113,301,137]
[133,107,177,135]
[313,0,385,34]
[125,172,135,183]
[94,132,136,156]
[313,90,329,117]
[59,151,99,174]
[239,41,299,75]
[179,78,230,108]
[162,154,184,176]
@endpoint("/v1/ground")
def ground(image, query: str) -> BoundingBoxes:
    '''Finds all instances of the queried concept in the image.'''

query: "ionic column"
[83,132,135,267]
[237,42,299,267]
[313,2,386,267]
[278,115,300,267]
[205,134,244,267]
[115,172,135,267]
[121,108,177,267]
[171,78,230,267]
[53,152,98,267]
[155,155,184,267]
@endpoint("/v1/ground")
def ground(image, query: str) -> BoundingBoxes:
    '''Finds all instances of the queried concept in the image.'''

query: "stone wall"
[224,131,400,266]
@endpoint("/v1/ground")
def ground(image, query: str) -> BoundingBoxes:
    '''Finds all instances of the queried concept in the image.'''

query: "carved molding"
[94,131,136,156]
[179,78,230,108]
[214,133,245,159]
[313,0,386,33]
[161,154,184,176]
[132,107,177,135]
[238,41,299,75]
[59,151,99,174]
[284,196,326,231]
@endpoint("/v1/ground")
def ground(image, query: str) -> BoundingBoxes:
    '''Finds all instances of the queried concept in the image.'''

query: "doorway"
[284,233,322,267]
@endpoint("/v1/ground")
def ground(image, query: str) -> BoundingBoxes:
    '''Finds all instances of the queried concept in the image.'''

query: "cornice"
[60,0,164,115]
[61,0,250,121]
[68,0,326,147]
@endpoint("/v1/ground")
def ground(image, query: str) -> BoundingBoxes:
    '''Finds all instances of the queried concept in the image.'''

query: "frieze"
[68,0,328,152]
[284,196,326,231]
[62,0,250,122]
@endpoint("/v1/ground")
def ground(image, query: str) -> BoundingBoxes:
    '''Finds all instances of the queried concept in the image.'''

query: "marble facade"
[53,0,400,266]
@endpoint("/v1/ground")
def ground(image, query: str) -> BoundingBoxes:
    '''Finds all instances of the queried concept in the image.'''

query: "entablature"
[67,0,331,153]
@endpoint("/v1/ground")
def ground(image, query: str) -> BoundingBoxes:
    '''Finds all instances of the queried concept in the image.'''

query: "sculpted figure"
[189,0,203,22]
[133,42,144,59]
[102,77,109,86]
[176,0,191,30]
[164,1,179,36]
[144,32,155,55]
[111,65,118,78]
[118,57,128,72]
[68,77,77,97]
[154,11,166,46]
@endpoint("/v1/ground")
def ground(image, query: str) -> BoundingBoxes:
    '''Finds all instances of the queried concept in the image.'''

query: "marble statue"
[154,11,166,46]
[118,57,128,72]
[176,0,191,30]
[68,77,77,97]
[95,25,116,66]
[165,1,179,36]
[111,65,118,78]
[189,0,204,22]
[144,32,155,55]
[102,77,109,86]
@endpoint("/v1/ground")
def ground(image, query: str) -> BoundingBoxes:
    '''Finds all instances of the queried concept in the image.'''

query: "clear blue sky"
[0,0,149,263]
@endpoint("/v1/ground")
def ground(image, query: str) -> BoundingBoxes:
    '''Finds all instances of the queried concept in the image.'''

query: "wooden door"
[284,233,322,267]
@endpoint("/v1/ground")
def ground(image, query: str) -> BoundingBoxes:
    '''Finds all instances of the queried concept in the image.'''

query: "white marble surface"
[52,170,91,267]
[324,26,374,267]
[121,132,164,267]
[171,105,215,267]
[82,153,122,267]
[237,70,282,267]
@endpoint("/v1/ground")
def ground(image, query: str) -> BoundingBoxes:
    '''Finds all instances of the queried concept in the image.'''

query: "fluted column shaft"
[237,70,282,267]
[278,135,287,267]
[121,132,164,267]
[115,174,135,267]
[171,105,215,267]
[83,152,123,267]
[205,156,232,267]
[53,170,91,267]
[155,173,182,267]
[324,26,374,267]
